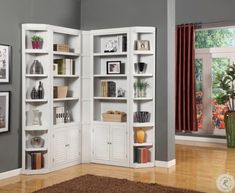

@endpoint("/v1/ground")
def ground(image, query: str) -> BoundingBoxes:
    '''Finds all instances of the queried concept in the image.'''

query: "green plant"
[135,79,149,90]
[31,34,43,41]
[215,62,235,110]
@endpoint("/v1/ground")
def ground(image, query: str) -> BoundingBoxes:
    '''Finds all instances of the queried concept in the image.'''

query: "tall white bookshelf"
[130,27,155,168]
[22,24,82,174]
[90,27,155,168]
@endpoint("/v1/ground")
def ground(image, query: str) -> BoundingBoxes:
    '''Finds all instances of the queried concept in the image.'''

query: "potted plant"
[215,62,235,147]
[31,34,43,49]
[135,79,149,97]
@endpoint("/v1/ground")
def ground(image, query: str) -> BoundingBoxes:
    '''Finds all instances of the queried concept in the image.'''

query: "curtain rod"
[196,20,235,29]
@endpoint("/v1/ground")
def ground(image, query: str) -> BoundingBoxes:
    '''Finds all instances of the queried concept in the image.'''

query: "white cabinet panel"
[110,125,127,163]
[53,127,80,168]
[92,124,128,166]
[92,125,110,161]
[53,130,67,167]
[67,128,80,162]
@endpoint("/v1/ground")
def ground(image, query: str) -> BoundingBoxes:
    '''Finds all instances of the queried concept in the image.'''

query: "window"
[195,27,235,135]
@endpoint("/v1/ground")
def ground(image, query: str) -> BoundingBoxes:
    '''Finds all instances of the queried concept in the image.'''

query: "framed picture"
[0,44,11,83]
[101,36,119,53]
[0,92,10,133]
[136,40,150,50]
[107,61,122,74]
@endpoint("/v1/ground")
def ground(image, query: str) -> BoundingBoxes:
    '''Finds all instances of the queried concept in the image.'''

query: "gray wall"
[0,0,81,173]
[81,0,176,161]
[176,0,235,24]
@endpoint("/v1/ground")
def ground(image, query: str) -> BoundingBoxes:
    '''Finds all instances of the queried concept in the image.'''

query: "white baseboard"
[155,159,176,168]
[0,168,21,180]
[175,135,226,144]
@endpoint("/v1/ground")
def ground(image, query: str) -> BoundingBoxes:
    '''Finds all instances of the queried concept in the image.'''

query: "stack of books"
[30,152,44,170]
[101,81,116,97]
[54,59,75,75]
[134,148,151,163]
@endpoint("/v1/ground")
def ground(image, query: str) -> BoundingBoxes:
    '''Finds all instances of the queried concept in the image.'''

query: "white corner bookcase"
[90,27,155,168]
[22,25,155,174]
[22,24,82,174]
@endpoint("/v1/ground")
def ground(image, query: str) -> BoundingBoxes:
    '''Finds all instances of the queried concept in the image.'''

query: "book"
[108,81,116,97]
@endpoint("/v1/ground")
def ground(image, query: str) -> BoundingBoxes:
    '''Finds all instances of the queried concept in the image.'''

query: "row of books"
[54,59,75,75]
[30,152,44,170]
[101,81,116,97]
[134,148,151,163]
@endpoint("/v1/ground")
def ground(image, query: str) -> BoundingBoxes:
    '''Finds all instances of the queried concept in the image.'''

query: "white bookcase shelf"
[25,148,48,152]
[53,75,79,78]
[133,143,153,147]
[53,97,79,102]
[25,74,48,78]
[94,74,127,78]
[22,24,82,175]
[53,51,80,57]
[25,49,49,54]
[25,99,48,103]
[133,122,155,128]
[93,52,127,57]
[25,126,48,131]
[93,97,127,101]
[91,27,155,168]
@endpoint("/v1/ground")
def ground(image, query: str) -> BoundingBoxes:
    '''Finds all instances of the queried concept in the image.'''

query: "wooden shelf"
[25,49,49,54]
[133,143,153,147]
[94,97,127,101]
[53,75,79,78]
[25,99,48,103]
[53,51,79,56]
[53,97,79,102]
[25,74,48,78]
[93,52,127,57]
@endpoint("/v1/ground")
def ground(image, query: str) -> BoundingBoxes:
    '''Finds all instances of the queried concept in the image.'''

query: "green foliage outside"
[195,28,235,48]
[195,28,235,98]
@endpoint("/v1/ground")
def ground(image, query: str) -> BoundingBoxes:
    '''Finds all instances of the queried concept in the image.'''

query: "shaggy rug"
[33,174,203,193]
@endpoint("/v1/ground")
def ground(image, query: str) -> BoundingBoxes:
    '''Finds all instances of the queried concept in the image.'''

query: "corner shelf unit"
[91,27,155,168]
[22,24,82,175]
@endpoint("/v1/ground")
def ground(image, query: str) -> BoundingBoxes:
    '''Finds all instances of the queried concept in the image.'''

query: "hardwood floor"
[0,143,235,193]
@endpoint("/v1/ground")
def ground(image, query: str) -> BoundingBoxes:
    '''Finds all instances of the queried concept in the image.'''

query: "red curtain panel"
[175,24,197,132]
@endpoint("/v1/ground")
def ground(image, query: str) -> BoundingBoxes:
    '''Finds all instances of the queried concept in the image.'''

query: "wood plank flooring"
[0,143,235,193]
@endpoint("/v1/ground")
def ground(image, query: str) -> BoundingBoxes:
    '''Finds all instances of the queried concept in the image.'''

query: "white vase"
[32,110,41,125]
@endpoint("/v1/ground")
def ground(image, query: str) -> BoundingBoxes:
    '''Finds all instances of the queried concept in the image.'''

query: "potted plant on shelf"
[215,62,235,148]
[134,79,149,97]
[31,34,43,49]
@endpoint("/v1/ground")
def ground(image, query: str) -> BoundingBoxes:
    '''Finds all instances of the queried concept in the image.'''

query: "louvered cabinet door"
[53,130,67,167]
[67,128,80,162]
[109,125,128,163]
[92,125,110,161]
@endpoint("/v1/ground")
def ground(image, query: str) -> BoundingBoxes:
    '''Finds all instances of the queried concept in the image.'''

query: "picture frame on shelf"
[106,61,122,74]
[136,40,150,50]
[0,44,11,83]
[0,91,10,133]
[101,37,118,53]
